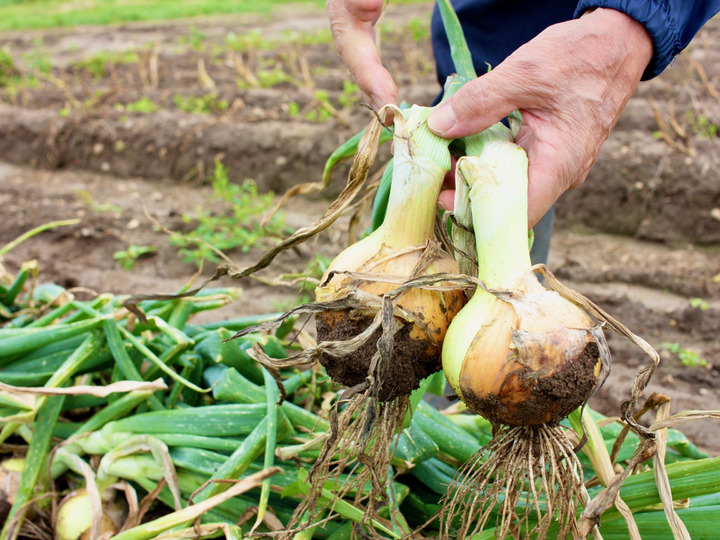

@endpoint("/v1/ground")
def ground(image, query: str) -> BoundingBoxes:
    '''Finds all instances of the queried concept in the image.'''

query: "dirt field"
[1,4,719,453]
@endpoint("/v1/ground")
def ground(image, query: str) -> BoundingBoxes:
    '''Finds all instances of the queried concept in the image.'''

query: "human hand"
[428,8,653,227]
[327,0,399,110]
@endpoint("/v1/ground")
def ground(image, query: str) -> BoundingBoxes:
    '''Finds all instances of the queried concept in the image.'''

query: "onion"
[0,458,23,512]
[443,140,607,425]
[55,488,117,540]
[439,132,610,540]
[315,105,465,401]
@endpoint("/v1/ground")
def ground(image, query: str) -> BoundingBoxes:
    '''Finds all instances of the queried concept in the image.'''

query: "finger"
[427,67,525,138]
[520,136,568,228]
[327,0,398,109]
[516,120,593,227]
[438,189,455,211]
[442,155,457,190]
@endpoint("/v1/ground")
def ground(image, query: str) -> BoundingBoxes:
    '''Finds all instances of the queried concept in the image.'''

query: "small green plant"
[296,28,334,46]
[287,101,300,117]
[338,80,360,109]
[305,89,333,122]
[75,51,110,79]
[178,25,206,52]
[114,244,157,270]
[661,342,708,368]
[407,17,431,41]
[686,111,719,138]
[0,46,17,87]
[690,297,710,311]
[288,81,359,122]
[225,30,265,51]
[169,159,287,266]
[245,65,293,88]
[74,50,138,79]
[22,39,52,75]
[74,190,122,214]
[269,254,332,310]
[123,96,158,113]
[173,93,228,114]
[286,254,332,304]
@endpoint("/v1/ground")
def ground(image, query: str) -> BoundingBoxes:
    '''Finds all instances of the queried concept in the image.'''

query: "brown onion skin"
[316,249,465,401]
[455,275,606,426]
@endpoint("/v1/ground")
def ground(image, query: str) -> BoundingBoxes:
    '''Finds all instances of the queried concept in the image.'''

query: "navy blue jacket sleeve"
[575,0,720,79]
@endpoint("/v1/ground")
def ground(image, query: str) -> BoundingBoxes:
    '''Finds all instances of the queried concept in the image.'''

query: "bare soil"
[1,4,719,453]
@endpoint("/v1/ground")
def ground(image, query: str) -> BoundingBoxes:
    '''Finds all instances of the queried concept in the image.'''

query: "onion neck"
[378,106,451,248]
[443,140,532,393]
[461,140,532,289]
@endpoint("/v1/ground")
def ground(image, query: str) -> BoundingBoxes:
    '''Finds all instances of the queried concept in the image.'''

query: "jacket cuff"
[574,0,678,80]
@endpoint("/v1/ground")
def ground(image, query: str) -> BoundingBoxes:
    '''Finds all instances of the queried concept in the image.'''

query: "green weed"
[287,101,300,117]
[173,93,228,114]
[75,50,139,79]
[22,39,52,75]
[289,82,359,123]
[661,342,708,368]
[225,30,266,52]
[690,297,710,311]
[407,17,431,41]
[305,90,333,122]
[244,63,294,88]
[114,245,157,271]
[75,51,110,79]
[169,159,287,266]
[115,96,158,114]
[74,190,122,214]
[338,80,360,108]
[290,254,331,303]
[0,46,17,87]
[686,111,719,138]
[294,28,334,46]
[179,26,206,52]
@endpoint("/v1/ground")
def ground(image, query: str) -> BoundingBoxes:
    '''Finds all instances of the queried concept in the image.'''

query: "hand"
[428,8,653,227]
[327,0,399,110]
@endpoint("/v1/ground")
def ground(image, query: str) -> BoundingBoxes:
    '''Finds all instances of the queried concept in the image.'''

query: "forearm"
[575,0,720,79]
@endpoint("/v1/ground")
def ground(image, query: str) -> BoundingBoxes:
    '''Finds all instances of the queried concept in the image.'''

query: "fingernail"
[428,104,457,135]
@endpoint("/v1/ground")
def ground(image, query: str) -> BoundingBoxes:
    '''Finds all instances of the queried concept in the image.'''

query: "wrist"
[580,8,653,79]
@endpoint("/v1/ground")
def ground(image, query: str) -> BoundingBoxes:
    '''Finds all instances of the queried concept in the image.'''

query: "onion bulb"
[0,458,23,510]
[315,105,466,400]
[55,488,117,540]
[442,139,607,426]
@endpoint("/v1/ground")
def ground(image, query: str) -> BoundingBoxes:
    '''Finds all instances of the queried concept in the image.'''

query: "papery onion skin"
[316,248,465,401]
[459,321,604,426]
[447,271,605,426]
[55,489,117,540]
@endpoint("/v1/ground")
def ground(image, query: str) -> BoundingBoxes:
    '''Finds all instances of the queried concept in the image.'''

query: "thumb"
[428,69,521,139]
